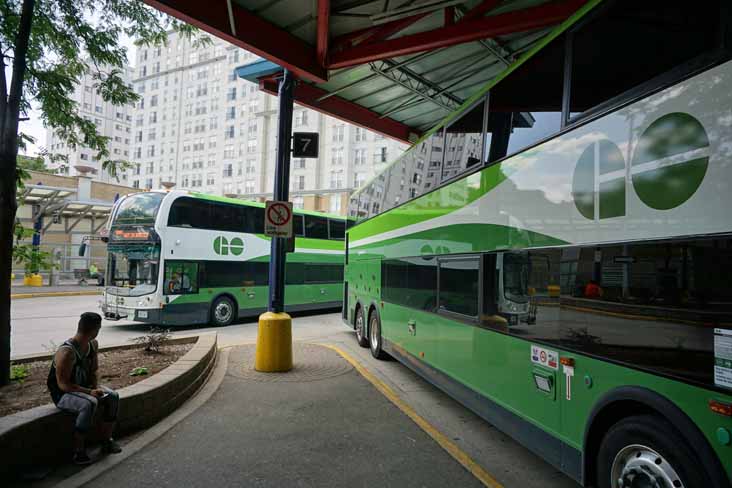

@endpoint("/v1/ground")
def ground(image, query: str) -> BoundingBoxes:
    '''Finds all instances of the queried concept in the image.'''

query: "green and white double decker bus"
[101,190,346,326]
[345,1,732,486]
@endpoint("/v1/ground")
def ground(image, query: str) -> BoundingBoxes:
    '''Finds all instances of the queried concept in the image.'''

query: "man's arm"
[55,348,95,395]
[89,340,99,388]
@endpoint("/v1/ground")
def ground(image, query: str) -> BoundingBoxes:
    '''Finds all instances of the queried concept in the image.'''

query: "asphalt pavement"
[9,295,579,488]
[87,344,485,488]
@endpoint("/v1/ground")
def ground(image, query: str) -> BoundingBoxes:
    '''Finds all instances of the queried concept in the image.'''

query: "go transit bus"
[344,1,732,487]
[101,190,346,326]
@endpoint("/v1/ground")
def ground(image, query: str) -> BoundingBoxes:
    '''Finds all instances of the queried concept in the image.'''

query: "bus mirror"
[78,242,87,256]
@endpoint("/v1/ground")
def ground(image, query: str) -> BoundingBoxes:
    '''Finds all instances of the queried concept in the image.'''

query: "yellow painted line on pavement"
[11,290,102,299]
[322,343,504,488]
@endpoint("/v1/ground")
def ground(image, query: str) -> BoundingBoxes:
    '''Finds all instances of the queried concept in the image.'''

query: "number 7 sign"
[292,132,319,158]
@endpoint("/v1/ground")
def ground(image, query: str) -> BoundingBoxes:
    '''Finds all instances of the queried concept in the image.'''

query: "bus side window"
[293,215,305,237]
[164,261,199,295]
[329,219,345,240]
[304,216,328,239]
[245,206,265,234]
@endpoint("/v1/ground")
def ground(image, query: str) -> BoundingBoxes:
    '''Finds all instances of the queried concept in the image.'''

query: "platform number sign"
[264,200,293,238]
[292,132,319,158]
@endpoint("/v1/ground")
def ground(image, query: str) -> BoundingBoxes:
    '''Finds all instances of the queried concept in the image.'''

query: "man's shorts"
[56,386,119,433]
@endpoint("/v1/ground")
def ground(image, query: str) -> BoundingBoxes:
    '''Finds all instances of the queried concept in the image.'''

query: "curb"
[11,290,102,299]
[54,347,229,488]
[0,333,218,479]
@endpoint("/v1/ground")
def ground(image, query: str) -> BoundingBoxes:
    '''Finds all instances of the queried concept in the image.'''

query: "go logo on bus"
[213,236,244,256]
[572,112,710,220]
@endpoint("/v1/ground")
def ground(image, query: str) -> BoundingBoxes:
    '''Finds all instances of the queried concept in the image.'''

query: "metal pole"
[268,69,295,312]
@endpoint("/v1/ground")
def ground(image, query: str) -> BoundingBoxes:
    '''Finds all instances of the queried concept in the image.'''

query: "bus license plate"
[138,311,148,319]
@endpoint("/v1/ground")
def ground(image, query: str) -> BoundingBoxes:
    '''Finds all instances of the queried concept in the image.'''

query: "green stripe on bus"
[353,223,567,256]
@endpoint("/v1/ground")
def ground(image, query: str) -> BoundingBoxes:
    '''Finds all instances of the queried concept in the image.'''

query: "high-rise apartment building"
[45,65,135,183]
[127,31,407,215]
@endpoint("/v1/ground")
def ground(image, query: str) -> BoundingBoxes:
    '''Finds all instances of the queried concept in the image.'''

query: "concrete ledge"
[0,333,217,478]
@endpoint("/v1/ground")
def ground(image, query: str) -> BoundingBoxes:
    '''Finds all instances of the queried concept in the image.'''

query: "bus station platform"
[77,342,485,488]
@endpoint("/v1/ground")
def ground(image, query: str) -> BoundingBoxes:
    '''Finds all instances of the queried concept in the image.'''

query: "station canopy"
[20,184,113,234]
[145,0,593,143]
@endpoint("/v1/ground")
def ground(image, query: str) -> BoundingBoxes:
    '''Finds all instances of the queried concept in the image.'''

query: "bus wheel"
[211,296,236,327]
[597,415,709,488]
[369,312,386,360]
[354,307,368,347]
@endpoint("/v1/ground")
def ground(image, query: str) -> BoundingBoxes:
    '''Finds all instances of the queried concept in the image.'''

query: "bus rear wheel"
[354,306,369,347]
[597,415,709,488]
[211,296,236,327]
[369,312,386,360]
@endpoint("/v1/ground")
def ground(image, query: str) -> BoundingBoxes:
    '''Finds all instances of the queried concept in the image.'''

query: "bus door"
[484,251,564,444]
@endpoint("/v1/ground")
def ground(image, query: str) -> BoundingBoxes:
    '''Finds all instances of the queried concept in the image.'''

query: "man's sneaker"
[72,450,93,465]
[102,439,122,454]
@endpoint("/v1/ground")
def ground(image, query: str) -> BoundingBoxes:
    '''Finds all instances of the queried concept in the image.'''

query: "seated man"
[88,263,104,286]
[47,312,122,465]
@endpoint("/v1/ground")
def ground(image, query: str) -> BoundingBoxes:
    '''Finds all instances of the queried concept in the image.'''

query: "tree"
[0,0,207,385]
[17,154,47,172]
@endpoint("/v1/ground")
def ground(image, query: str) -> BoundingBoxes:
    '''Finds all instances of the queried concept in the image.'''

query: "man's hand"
[91,388,105,398]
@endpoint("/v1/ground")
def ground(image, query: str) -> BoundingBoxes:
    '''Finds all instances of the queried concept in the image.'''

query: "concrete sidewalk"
[11,285,102,299]
[84,343,484,488]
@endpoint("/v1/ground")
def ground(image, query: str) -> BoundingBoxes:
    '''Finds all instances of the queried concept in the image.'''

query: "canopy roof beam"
[258,75,418,142]
[327,0,586,69]
[143,0,328,82]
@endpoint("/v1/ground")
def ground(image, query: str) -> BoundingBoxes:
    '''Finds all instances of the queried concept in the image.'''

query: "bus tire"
[210,296,236,327]
[354,306,368,347]
[368,310,386,360]
[596,414,710,488]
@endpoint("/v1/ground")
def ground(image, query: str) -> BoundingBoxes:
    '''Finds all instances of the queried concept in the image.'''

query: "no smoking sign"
[265,200,293,238]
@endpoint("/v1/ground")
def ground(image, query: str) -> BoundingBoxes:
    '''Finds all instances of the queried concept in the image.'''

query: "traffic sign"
[265,200,293,238]
[292,132,319,158]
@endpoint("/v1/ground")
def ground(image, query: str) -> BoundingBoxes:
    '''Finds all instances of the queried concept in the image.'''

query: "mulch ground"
[0,343,194,417]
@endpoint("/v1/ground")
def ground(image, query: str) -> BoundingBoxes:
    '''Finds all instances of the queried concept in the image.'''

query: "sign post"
[255,69,295,373]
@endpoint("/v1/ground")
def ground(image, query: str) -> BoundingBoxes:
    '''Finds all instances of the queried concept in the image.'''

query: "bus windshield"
[107,243,160,296]
[503,253,529,304]
[114,193,165,226]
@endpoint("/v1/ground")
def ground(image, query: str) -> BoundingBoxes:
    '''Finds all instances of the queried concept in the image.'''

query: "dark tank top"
[47,339,96,404]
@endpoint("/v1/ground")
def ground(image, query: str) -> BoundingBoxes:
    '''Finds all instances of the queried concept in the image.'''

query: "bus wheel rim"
[356,312,364,340]
[610,444,683,488]
[215,302,231,322]
[370,317,378,352]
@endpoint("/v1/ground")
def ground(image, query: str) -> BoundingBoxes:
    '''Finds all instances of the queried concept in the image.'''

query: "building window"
[224,144,235,158]
[247,139,257,153]
[354,148,366,165]
[293,196,304,209]
[225,126,235,139]
[354,127,365,142]
[329,170,343,189]
[295,110,308,127]
[375,146,387,163]
[354,172,366,188]
[223,164,233,178]
[293,158,306,169]
[330,195,342,214]
[331,147,344,165]
[226,87,237,101]
[226,106,236,120]
[332,125,344,142]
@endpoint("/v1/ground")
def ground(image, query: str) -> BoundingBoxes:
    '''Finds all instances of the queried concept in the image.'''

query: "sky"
[12,34,137,157]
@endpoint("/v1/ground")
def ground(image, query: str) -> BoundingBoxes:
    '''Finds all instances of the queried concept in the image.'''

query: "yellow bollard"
[29,274,43,287]
[255,311,292,372]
